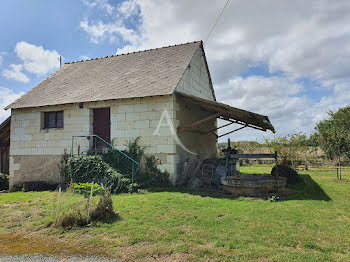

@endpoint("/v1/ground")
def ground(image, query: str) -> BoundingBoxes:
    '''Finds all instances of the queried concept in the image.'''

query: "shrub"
[68,155,110,183]
[135,156,171,188]
[90,190,118,222]
[73,182,105,196]
[271,165,301,184]
[55,190,118,228]
[59,150,70,186]
[11,181,58,192]
[103,172,130,194]
[0,173,9,191]
[67,137,171,193]
[68,155,130,193]
[101,137,146,178]
[58,208,87,228]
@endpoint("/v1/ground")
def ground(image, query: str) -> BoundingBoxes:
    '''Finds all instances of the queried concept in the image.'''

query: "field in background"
[0,165,349,261]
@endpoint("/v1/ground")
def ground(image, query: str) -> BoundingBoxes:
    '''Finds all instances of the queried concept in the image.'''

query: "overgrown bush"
[135,156,172,188]
[101,137,146,177]
[103,172,130,194]
[0,173,9,191]
[73,182,105,196]
[68,155,129,193]
[66,137,171,193]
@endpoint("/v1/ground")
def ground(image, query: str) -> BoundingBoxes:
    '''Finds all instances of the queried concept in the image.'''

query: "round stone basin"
[221,174,287,195]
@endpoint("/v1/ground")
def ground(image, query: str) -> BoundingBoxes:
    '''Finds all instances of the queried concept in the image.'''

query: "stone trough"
[221,174,287,196]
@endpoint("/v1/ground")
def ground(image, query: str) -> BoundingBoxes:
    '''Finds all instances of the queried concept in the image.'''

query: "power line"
[204,0,230,44]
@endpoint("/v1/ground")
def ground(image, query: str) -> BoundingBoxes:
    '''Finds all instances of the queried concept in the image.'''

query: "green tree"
[315,106,350,179]
[265,133,309,169]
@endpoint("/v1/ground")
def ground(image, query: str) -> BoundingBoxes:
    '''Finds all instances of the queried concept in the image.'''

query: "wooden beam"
[202,121,234,135]
[179,112,220,132]
[218,125,247,138]
[219,117,266,132]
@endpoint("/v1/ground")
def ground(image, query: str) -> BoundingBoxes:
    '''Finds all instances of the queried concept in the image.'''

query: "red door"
[93,108,111,151]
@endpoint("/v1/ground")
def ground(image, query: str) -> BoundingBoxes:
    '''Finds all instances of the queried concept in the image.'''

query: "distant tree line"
[218,106,350,176]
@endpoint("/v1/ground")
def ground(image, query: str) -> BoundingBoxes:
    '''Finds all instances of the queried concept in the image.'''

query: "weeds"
[54,190,118,228]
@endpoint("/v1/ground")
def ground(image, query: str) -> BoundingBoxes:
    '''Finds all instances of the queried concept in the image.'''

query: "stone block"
[21,135,33,141]
[44,148,63,155]
[139,111,157,120]
[157,144,175,154]
[124,128,140,138]
[111,113,126,121]
[118,104,134,113]
[127,112,140,121]
[60,140,70,148]
[32,148,44,155]
[110,105,118,114]
[13,121,23,128]
[135,120,149,129]
[13,163,20,171]
[116,121,134,129]
[25,127,37,134]
[48,140,61,148]
[49,133,63,140]
[36,141,48,148]
[134,103,148,112]
[24,141,36,148]
[15,128,25,135]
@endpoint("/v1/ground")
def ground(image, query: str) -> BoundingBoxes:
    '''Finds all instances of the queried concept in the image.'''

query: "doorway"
[93,108,111,151]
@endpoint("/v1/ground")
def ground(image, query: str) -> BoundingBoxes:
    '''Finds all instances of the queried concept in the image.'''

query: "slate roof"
[6,41,203,109]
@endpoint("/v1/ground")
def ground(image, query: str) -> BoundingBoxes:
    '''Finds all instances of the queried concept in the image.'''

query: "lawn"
[0,165,349,261]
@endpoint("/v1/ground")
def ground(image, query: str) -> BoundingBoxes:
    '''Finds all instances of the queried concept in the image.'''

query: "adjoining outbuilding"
[3,41,274,189]
[0,117,10,175]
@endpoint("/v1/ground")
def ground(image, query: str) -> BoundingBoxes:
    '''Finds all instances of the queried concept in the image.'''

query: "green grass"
[0,165,349,261]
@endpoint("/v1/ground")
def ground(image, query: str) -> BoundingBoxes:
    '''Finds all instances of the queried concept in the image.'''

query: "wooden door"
[93,108,111,151]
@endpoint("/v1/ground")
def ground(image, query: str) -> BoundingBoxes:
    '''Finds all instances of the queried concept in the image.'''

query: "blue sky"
[1,0,350,141]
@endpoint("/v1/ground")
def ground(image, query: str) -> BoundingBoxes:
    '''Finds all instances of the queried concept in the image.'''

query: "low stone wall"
[9,155,62,188]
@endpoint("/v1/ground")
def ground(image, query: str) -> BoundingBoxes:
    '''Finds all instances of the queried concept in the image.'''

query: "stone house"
[3,41,274,188]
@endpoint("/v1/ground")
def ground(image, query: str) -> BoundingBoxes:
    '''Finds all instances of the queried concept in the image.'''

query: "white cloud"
[118,0,139,18]
[15,41,60,76]
[2,42,60,83]
[0,55,3,66]
[215,76,311,139]
[80,19,139,44]
[80,0,350,139]
[2,64,29,83]
[80,55,90,60]
[81,0,114,15]
[0,87,24,123]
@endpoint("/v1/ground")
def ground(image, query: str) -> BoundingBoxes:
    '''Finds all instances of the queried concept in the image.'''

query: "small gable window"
[44,111,64,129]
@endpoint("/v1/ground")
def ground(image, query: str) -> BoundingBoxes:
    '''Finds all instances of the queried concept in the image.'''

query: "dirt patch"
[0,234,114,258]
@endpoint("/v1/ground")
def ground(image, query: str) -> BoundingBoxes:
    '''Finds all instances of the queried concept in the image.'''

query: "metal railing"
[71,135,140,184]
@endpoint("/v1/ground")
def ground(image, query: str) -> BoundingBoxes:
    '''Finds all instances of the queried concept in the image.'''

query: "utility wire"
[204,0,230,44]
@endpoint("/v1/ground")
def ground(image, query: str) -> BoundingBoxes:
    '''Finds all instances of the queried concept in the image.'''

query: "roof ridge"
[65,40,202,64]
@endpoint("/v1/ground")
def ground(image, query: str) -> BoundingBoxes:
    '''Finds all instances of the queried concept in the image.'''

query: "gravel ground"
[0,255,121,262]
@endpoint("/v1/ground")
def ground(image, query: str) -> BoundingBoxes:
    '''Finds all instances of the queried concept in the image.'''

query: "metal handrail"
[71,135,140,184]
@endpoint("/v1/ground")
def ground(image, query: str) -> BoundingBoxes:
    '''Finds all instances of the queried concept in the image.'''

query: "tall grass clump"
[55,190,118,228]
